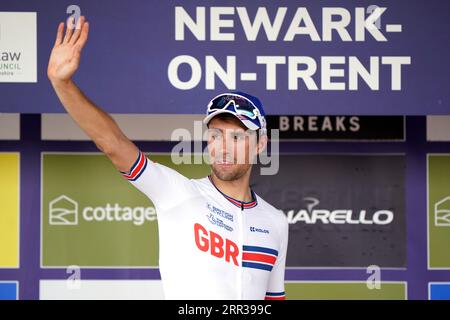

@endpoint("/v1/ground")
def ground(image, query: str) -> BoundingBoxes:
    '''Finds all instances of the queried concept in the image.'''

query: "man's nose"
[221,135,235,154]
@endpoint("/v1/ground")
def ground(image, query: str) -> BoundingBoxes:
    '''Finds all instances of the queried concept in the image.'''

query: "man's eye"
[209,131,221,139]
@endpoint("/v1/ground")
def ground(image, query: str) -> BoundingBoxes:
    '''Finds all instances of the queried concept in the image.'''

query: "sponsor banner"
[0,153,20,268]
[429,283,450,300]
[0,282,18,300]
[266,116,405,141]
[427,116,450,142]
[0,12,37,82]
[0,114,20,140]
[0,1,449,114]
[40,280,164,300]
[427,155,450,269]
[41,153,210,267]
[285,281,406,300]
[252,154,406,268]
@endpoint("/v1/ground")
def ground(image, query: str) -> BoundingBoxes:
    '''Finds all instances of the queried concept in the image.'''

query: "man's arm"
[47,16,138,172]
[265,213,289,300]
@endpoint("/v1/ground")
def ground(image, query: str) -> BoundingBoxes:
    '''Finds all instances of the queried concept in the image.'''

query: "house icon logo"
[49,195,78,226]
[435,196,450,227]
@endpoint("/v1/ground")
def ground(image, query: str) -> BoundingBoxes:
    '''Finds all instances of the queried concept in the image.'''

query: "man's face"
[207,116,264,181]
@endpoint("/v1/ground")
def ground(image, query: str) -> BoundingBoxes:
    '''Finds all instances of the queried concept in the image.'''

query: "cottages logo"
[435,196,450,227]
[49,195,157,226]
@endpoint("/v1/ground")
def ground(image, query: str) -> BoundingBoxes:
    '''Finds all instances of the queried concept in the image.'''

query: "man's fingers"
[54,22,64,46]
[74,21,89,51]
[62,16,75,44]
[69,16,85,45]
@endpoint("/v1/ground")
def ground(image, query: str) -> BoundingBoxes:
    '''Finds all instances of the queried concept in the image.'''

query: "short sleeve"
[120,150,192,210]
[265,212,289,300]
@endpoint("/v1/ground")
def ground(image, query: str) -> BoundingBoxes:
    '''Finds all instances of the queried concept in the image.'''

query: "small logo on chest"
[250,226,270,234]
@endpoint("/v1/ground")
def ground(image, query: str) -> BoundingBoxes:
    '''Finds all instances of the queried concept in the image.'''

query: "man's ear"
[256,133,268,155]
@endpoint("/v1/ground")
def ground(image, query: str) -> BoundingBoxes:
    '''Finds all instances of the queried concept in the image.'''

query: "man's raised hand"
[47,16,89,84]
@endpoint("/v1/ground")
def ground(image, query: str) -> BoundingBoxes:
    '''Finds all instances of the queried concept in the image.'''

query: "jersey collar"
[207,175,258,209]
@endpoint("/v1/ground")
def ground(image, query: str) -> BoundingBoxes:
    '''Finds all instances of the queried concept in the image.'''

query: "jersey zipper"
[238,202,244,299]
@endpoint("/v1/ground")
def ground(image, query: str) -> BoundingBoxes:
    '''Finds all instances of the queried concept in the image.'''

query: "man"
[47,16,288,300]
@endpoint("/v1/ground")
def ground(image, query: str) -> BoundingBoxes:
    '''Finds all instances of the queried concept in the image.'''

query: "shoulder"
[256,194,289,233]
[189,176,211,192]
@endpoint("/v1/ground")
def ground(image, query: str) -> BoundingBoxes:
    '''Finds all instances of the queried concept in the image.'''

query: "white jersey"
[121,151,289,300]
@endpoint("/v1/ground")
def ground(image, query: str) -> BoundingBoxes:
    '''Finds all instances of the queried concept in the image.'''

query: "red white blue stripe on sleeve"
[120,151,148,181]
[242,245,278,272]
[265,292,286,300]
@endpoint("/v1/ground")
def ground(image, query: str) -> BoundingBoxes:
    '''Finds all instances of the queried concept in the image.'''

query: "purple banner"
[0,0,449,114]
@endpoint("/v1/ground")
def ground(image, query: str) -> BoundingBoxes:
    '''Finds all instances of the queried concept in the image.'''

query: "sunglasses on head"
[207,94,260,120]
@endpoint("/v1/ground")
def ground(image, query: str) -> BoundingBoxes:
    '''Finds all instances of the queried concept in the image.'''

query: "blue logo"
[250,226,270,234]
[206,203,233,222]
[430,283,450,300]
[206,213,233,232]
[0,282,18,300]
